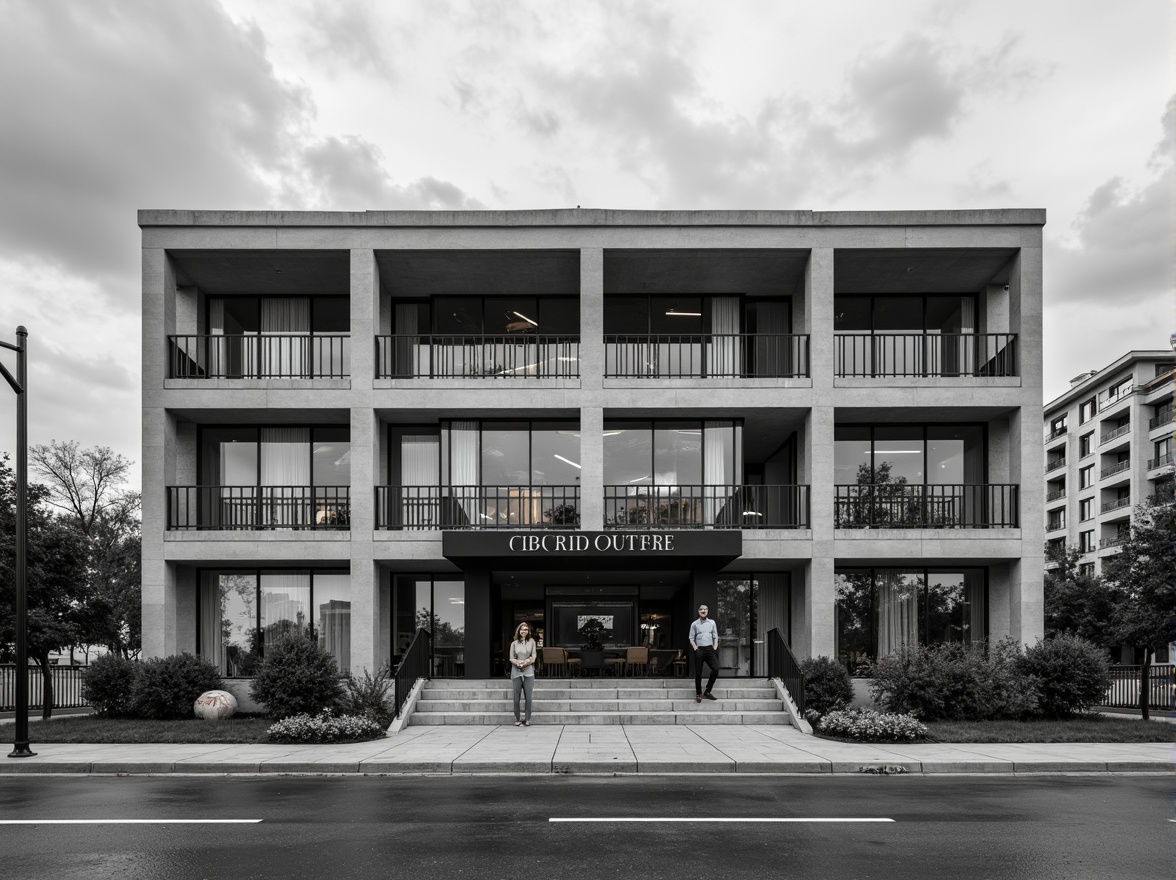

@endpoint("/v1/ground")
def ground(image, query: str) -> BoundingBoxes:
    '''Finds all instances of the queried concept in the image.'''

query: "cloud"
[301,0,394,80]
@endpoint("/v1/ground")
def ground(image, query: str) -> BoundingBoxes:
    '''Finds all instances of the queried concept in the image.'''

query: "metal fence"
[168,335,350,379]
[394,628,432,718]
[167,486,351,530]
[834,484,1019,528]
[376,335,580,379]
[765,628,805,715]
[1102,664,1175,710]
[0,665,89,711]
[376,486,581,530]
[834,333,1017,378]
[604,485,810,529]
[604,334,809,378]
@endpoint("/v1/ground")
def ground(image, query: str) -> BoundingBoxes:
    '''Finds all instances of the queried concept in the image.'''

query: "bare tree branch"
[29,440,133,535]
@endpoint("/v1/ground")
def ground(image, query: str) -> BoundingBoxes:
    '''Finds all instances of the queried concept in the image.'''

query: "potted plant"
[578,618,607,674]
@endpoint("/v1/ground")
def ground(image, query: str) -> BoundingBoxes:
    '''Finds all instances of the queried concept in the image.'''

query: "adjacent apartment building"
[140,208,1045,682]
[1043,351,1175,577]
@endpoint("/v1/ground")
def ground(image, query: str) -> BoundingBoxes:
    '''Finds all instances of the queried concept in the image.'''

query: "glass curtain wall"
[834,568,986,674]
[834,294,977,376]
[715,573,789,677]
[208,296,348,378]
[393,576,466,677]
[198,569,351,675]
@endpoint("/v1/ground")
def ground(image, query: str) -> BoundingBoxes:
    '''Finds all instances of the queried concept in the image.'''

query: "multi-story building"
[1043,351,1175,577]
[140,208,1045,683]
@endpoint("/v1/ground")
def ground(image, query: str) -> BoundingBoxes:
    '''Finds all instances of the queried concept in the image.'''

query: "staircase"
[409,678,789,725]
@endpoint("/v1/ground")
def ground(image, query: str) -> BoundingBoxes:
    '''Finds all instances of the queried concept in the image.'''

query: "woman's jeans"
[512,675,535,721]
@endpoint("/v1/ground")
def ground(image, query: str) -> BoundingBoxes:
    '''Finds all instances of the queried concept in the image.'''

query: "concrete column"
[988,562,1012,640]
[580,405,604,529]
[803,555,835,660]
[580,248,604,391]
[464,568,492,678]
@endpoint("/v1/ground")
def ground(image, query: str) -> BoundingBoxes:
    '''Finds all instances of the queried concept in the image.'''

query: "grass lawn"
[19,715,274,744]
[817,714,1176,745]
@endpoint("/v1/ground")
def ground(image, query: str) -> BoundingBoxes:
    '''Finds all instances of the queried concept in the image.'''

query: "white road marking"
[0,819,262,825]
[550,817,894,823]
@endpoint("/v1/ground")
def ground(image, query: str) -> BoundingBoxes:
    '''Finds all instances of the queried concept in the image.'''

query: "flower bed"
[817,708,928,742]
[266,710,387,744]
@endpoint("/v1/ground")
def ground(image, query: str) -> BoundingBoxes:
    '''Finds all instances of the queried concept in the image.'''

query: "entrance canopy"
[442,530,742,572]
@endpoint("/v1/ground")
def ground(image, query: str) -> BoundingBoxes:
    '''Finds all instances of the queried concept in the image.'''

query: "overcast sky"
[0,0,1172,489]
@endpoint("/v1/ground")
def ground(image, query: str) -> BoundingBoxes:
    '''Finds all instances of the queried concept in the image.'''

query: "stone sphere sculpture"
[194,689,239,720]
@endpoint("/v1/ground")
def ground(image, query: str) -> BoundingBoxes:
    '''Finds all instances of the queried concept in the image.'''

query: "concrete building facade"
[140,208,1045,682]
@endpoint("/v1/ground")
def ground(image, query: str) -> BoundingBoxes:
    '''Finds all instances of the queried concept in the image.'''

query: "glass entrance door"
[393,576,465,677]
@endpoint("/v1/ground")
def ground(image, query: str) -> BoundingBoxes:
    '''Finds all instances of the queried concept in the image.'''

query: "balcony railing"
[375,486,580,530]
[833,484,1019,529]
[1046,425,1068,441]
[604,334,809,379]
[375,335,579,379]
[1100,424,1130,445]
[1045,489,1066,502]
[1148,407,1174,429]
[168,335,350,379]
[1046,457,1067,473]
[1046,518,1066,533]
[1100,460,1131,479]
[603,485,810,529]
[1099,536,1126,550]
[1147,452,1174,470]
[833,333,1017,378]
[1101,497,1131,513]
[1099,388,1135,411]
[167,486,350,530]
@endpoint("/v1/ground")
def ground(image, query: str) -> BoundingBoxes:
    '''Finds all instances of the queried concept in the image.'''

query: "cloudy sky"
[0,0,1171,488]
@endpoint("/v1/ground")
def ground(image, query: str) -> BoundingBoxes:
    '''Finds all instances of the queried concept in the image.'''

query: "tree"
[0,456,89,718]
[29,441,132,535]
[1042,545,1116,650]
[1102,502,1176,720]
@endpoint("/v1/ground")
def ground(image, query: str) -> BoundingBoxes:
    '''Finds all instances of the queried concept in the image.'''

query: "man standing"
[689,604,720,703]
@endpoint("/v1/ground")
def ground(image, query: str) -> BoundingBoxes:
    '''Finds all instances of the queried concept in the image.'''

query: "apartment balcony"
[1099,388,1136,413]
[1045,425,1068,444]
[375,335,580,379]
[1099,536,1126,551]
[833,333,1017,378]
[1045,488,1066,503]
[168,335,350,379]
[167,486,350,530]
[833,484,1019,529]
[1045,519,1066,534]
[603,485,810,529]
[1148,407,1174,430]
[1101,497,1132,515]
[1099,424,1131,450]
[1147,452,1174,472]
[375,486,580,530]
[1046,457,1067,473]
[604,334,809,379]
[1100,460,1132,484]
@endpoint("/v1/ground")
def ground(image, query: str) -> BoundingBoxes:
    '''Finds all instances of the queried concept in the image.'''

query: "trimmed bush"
[82,654,140,717]
[267,710,386,744]
[250,632,343,719]
[798,656,855,716]
[818,708,927,742]
[343,665,394,727]
[130,653,224,720]
[1016,634,1111,718]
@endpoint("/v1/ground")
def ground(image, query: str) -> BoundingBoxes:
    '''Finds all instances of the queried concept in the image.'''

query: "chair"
[619,646,649,677]
[541,646,566,677]
[669,649,687,677]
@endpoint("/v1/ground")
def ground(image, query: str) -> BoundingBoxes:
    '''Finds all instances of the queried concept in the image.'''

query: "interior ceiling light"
[511,311,538,326]
[627,474,651,483]
[742,510,763,516]
[665,309,702,316]
[553,454,581,469]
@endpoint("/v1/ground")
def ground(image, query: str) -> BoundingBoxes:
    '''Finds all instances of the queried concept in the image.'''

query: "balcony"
[833,484,1019,529]
[604,335,809,379]
[375,486,580,530]
[1046,518,1066,534]
[1149,407,1174,430]
[1099,388,1135,412]
[1148,452,1174,470]
[375,335,579,379]
[1045,489,1066,503]
[1099,424,1130,446]
[1099,536,1126,551]
[167,486,350,530]
[1100,460,1131,479]
[1046,457,1067,473]
[1046,425,1068,443]
[603,485,810,529]
[168,335,350,379]
[833,333,1017,378]
[1101,497,1132,514]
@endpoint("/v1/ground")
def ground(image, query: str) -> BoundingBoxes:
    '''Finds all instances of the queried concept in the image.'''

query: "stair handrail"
[393,627,432,718]
[766,627,806,714]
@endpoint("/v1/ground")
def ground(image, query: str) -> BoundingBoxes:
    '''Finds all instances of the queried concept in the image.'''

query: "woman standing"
[509,622,538,726]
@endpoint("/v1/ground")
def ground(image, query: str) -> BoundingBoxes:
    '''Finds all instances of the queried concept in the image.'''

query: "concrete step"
[418,699,785,713]
[410,711,790,725]
[425,678,772,689]
[417,688,778,702]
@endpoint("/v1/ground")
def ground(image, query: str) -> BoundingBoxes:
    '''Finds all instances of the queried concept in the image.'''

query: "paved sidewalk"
[1,724,1172,775]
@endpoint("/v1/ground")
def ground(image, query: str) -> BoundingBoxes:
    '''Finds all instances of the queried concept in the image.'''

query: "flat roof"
[138,207,1046,228]
[1044,350,1174,414]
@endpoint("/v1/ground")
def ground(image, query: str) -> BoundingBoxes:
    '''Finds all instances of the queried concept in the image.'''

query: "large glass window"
[199,569,350,675]
[714,574,790,678]
[393,576,465,677]
[396,296,579,336]
[834,568,986,674]
[834,294,979,376]
[207,296,349,378]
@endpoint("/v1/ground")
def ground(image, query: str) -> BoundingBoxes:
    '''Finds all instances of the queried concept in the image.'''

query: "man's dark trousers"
[694,645,719,695]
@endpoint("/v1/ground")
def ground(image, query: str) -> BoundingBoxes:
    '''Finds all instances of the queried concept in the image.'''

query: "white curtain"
[261,298,310,377]
[756,300,791,376]
[703,421,734,524]
[198,573,223,673]
[401,434,440,527]
[447,421,479,524]
[876,571,919,658]
[395,303,424,377]
[261,428,310,526]
[755,573,789,676]
[707,297,741,377]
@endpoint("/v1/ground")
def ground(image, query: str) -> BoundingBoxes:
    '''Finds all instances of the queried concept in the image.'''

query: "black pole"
[7,327,33,757]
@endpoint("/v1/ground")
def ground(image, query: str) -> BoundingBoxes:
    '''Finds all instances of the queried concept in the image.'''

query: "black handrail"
[833,483,1019,529]
[168,334,350,379]
[603,484,810,529]
[766,628,805,714]
[604,334,809,378]
[393,627,432,718]
[834,332,1017,378]
[376,335,579,379]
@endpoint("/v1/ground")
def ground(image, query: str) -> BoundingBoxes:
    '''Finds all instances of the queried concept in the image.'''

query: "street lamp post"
[1,326,34,758]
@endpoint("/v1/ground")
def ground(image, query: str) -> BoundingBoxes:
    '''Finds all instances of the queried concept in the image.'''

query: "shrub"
[798,656,855,716]
[343,665,394,727]
[267,710,386,744]
[82,654,140,717]
[130,653,224,720]
[818,708,927,742]
[250,632,343,719]
[1016,634,1111,718]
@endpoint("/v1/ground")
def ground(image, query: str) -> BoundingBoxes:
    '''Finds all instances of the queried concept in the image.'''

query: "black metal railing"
[393,628,432,718]
[1045,489,1066,502]
[375,335,579,379]
[1101,497,1131,513]
[1149,407,1174,430]
[168,335,350,379]
[1046,457,1066,472]
[834,333,1017,378]
[833,484,1019,529]
[603,485,810,529]
[1046,517,1065,533]
[1099,388,1135,411]
[1100,424,1130,445]
[1101,460,1131,479]
[1147,453,1174,470]
[167,486,350,530]
[1102,665,1175,710]
[604,334,810,378]
[765,628,805,715]
[375,486,580,530]
[1046,425,1068,441]
[0,664,89,711]
[1099,537,1126,550]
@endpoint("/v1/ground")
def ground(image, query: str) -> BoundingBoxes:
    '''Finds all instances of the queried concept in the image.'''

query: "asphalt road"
[0,775,1171,880]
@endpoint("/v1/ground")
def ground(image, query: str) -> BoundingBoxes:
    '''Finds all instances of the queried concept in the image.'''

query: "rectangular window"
[1049,414,1067,434]
[1079,530,1095,553]
[1079,498,1093,522]
[1154,437,1172,465]
[1079,398,1096,423]
[1079,433,1093,458]
[1078,563,1095,577]
[1047,510,1065,531]
[1079,465,1094,489]
[393,575,465,677]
